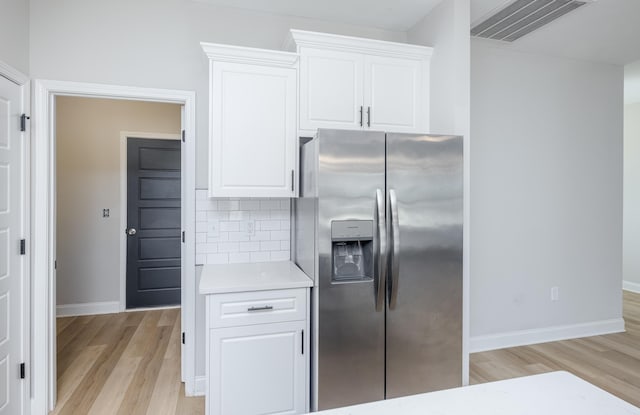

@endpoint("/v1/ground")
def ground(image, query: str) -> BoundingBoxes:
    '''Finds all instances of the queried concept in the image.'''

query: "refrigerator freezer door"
[316,129,387,410]
[385,133,463,398]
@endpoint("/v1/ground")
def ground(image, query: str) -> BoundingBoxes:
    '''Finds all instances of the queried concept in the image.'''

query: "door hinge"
[55,260,57,270]
[301,330,304,355]
[291,170,295,192]
[19,239,26,255]
[182,332,185,344]
[181,231,185,243]
[19,363,25,379]
[181,130,185,143]
[20,114,30,132]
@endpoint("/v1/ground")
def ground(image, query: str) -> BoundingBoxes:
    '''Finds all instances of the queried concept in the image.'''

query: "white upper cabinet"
[364,55,424,132]
[286,30,432,135]
[299,48,364,131]
[202,43,298,198]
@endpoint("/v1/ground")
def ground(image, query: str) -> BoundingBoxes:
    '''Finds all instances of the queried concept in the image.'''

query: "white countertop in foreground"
[315,371,640,415]
[199,261,313,295]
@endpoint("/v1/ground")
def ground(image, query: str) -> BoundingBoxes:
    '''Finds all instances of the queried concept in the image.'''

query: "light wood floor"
[470,290,640,407]
[54,292,640,414]
[53,308,204,415]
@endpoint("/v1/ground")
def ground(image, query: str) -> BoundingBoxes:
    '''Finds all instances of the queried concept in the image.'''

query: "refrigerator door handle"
[388,189,400,310]
[374,188,387,312]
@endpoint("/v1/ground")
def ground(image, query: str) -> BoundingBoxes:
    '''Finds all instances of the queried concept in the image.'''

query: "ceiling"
[194,0,640,65]
[192,0,442,31]
[471,0,640,65]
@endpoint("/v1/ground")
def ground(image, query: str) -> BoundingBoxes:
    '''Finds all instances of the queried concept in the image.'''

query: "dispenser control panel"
[331,220,373,241]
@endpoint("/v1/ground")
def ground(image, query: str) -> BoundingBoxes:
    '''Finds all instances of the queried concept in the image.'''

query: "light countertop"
[199,261,313,295]
[314,371,640,415]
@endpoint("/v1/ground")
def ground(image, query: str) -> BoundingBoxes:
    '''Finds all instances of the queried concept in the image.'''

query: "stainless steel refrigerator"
[294,129,463,411]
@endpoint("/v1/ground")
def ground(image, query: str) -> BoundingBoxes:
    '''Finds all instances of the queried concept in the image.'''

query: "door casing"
[31,79,196,414]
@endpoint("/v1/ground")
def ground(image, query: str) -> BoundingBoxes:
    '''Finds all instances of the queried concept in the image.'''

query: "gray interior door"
[385,133,463,398]
[126,137,181,308]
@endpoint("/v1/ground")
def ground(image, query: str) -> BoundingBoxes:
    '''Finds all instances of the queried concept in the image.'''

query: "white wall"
[0,0,29,73]
[470,40,624,351]
[624,103,640,292]
[407,0,470,137]
[56,97,181,310]
[30,0,405,188]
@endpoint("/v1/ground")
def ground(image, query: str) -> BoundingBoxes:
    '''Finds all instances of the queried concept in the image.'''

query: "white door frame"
[31,79,196,414]
[0,60,30,415]
[119,131,181,312]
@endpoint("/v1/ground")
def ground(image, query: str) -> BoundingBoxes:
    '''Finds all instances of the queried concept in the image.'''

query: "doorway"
[31,81,196,413]
[55,97,182,315]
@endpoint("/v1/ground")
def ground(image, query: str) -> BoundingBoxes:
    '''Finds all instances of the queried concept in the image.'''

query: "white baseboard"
[194,376,206,396]
[623,280,640,294]
[470,318,625,353]
[56,301,121,317]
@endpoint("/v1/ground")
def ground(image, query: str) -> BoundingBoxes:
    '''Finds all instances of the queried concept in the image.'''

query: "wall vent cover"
[471,0,589,42]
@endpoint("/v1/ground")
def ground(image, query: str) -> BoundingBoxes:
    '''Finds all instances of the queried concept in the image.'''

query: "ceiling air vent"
[471,0,590,42]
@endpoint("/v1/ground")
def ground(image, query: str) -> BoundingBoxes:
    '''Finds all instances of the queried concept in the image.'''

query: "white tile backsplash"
[250,251,270,262]
[270,230,290,240]
[195,190,291,265]
[260,240,281,251]
[229,252,251,263]
[206,253,228,264]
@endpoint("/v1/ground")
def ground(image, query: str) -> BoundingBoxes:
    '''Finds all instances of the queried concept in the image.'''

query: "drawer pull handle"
[247,305,274,312]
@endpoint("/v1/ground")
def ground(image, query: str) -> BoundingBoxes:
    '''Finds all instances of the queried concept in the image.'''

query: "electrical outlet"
[242,220,256,236]
[208,221,220,238]
[102,208,110,218]
[551,286,559,302]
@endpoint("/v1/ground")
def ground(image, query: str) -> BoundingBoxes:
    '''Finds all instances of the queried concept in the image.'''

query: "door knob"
[127,228,137,235]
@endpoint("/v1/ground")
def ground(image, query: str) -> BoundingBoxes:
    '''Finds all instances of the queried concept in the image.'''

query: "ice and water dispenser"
[331,220,374,283]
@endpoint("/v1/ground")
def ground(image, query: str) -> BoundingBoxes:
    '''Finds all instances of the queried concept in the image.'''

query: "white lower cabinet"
[205,288,309,415]
[210,322,306,415]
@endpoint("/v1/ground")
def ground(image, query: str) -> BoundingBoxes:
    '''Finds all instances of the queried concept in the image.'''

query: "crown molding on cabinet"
[200,42,299,67]
[284,29,433,60]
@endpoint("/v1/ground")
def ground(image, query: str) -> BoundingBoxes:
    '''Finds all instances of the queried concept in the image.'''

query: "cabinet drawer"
[210,289,307,328]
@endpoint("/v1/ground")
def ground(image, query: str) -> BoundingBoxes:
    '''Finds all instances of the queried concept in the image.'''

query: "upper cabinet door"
[210,61,297,198]
[299,47,364,132]
[364,55,426,133]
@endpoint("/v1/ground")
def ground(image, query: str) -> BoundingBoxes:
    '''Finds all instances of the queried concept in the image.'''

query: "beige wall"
[56,97,181,307]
